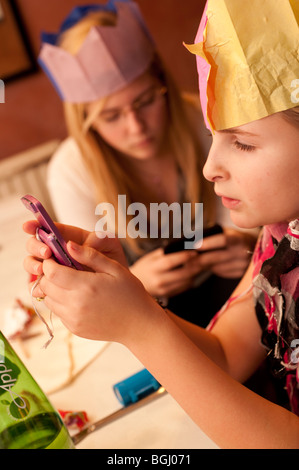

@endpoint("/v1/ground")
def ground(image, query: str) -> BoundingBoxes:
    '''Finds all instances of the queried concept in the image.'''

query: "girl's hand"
[130,228,257,297]
[196,228,257,279]
[33,241,157,344]
[129,248,201,298]
[23,220,128,281]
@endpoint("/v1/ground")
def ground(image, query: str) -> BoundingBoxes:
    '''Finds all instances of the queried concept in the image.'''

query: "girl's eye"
[101,112,121,122]
[133,91,156,111]
[234,140,255,152]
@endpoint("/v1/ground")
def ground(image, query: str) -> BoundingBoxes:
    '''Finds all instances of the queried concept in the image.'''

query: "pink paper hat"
[39,1,155,103]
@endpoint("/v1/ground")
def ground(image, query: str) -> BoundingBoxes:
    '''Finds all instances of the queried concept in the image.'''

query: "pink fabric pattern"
[207,220,299,415]
[252,220,299,415]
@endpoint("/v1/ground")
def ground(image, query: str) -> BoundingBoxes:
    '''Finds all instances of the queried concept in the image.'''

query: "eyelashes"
[233,140,256,152]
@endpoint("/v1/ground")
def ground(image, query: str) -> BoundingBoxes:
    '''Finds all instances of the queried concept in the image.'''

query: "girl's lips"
[132,137,154,149]
[220,196,241,210]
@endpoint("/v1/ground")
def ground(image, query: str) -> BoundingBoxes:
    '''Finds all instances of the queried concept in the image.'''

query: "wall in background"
[0,0,205,160]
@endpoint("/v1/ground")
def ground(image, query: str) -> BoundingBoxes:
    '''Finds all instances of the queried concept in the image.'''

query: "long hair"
[59,11,215,254]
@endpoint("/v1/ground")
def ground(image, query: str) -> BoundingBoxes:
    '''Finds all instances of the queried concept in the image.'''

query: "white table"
[0,195,218,449]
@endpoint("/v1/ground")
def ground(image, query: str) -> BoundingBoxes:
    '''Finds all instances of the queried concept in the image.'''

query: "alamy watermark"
[290,340,299,365]
[0,80,4,103]
[94,195,203,249]
[291,79,299,104]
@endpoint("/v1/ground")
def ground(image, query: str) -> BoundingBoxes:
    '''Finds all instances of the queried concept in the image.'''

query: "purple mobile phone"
[21,194,83,270]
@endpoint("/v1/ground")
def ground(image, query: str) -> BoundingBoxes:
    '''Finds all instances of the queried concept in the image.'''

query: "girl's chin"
[229,212,260,230]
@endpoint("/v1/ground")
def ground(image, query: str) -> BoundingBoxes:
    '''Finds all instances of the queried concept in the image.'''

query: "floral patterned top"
[252,220,299,415]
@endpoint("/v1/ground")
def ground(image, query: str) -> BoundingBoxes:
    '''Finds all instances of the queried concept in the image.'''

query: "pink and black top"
[252,220,299,415]
[208,220,299,415]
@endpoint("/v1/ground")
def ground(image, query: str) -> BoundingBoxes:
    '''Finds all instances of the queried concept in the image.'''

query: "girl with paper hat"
[39,0,256,326]
[24,0,299,447]
[24,0,299,449]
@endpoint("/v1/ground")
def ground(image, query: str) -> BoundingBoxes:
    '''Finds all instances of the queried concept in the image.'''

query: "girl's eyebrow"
[219,127,259,137]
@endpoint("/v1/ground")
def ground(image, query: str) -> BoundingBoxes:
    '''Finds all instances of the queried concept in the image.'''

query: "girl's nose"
[203,138,229,183]
[125,109,146,134]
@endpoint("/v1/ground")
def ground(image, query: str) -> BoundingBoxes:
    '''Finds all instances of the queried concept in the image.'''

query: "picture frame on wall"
[0,0,36,81]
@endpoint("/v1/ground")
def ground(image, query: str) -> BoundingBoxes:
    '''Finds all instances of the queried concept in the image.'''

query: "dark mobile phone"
[21,194,83,270]
[164,224,223,254]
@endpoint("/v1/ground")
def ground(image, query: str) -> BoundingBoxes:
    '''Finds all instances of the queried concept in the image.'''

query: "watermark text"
[291,79,299,104]
[0,80,4,103]
[290,340,299,365]
[95,195,203,249]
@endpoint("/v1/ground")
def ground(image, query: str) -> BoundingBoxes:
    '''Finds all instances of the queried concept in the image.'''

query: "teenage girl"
[41,1,256,325]
[24,0,299,448]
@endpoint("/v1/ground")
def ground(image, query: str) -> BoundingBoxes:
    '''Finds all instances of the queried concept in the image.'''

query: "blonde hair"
[59,11,215,254]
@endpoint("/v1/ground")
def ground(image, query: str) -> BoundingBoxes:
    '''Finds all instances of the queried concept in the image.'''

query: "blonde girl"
[25,0,299,448]
[41,2,255,325]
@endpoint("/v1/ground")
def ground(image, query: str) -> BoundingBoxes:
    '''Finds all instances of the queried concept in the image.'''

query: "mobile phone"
[164,224,223,254]
[21,194,83,270]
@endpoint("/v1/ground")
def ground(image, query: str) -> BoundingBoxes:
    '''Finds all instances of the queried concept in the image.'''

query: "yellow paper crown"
[186,0,299,131]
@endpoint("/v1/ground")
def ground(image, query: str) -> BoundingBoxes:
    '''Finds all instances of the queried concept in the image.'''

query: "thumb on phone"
[67,241,120,275]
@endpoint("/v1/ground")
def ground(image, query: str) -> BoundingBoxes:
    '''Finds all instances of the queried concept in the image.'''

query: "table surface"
[0,195,218,449]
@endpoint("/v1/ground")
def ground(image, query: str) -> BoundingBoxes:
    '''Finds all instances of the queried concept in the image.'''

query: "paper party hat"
[186,0,299,131]
[39,0,155,103]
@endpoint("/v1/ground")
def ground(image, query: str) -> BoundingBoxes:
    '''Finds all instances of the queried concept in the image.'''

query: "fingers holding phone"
[130,247,200,298]
[196,228,254,279]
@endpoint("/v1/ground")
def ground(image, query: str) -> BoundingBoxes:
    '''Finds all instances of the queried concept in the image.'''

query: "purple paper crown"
[39,0,155,103]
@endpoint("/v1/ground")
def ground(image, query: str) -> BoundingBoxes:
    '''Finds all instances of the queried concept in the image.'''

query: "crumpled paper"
[185,0,299,131]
